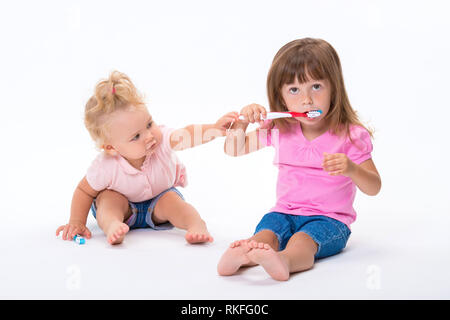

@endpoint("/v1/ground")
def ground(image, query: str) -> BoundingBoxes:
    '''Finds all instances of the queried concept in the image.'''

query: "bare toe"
[217,239,255,276]
[185,232,212,244]
[106,222,129,245]
[247,246,289,281]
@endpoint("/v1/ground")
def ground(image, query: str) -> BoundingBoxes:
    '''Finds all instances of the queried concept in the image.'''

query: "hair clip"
[112,86,116,94]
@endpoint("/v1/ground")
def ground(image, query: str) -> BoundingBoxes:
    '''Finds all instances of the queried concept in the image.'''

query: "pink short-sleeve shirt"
[86,126,187,202]
[259,122,373,227]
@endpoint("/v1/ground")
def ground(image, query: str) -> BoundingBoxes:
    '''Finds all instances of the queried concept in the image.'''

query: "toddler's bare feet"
[106,221,129,245]
[217,239,255,276]
[185,221,213,244]
[246,240,290,281]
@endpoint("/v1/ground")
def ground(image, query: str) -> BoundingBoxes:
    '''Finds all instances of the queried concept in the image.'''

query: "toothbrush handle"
[237,111,320,121]
[238,113,291,121]
[238,115,260,121]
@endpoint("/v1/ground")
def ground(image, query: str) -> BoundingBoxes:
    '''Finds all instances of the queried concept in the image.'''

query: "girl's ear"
[102,144,117,156]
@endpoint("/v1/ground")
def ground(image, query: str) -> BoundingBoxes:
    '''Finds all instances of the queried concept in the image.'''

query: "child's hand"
[56,222,92,241]
[214,111,240,134]
[239,104,267,125]
[322,152,356,177]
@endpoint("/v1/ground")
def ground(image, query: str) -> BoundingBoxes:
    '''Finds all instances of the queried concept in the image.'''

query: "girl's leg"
[247,231,318,281]
[152,190,213,244]
[280,232,317,272]
[95,190,132,245]
[217,229,279,276]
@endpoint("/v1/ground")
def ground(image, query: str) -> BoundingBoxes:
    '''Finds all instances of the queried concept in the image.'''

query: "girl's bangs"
[281,54,327,85]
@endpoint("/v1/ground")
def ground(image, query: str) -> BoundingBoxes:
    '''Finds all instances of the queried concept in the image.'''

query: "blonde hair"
[84,71,146,148]
[267,38,373,141]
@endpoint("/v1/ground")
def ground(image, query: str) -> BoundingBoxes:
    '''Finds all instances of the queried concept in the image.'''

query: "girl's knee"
[96,190,129,212]
[288,232,318,256]
[94,191,131,228]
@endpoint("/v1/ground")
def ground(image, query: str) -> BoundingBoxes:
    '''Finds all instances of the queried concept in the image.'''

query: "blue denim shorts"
[254,212,351,259]
[91,187,184,230]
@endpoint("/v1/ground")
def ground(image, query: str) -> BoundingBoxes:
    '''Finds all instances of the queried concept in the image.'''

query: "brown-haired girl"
[57,71,238,245]
[218,38,381,281]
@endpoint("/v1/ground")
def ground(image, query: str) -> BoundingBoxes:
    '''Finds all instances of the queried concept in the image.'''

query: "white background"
[0,0,449,299]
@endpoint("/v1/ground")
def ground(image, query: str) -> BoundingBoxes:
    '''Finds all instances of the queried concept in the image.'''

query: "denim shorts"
[91,187,184,230]
[254,212,351,259]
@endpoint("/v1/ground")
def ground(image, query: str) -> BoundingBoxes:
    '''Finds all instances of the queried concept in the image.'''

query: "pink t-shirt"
[259,122,373,228]
[86,126,187,202]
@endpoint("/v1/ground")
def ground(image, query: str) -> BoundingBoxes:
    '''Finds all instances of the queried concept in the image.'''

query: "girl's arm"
[169,112,238,151]
[56,176,98,240]
[224,121,266,156]
[70,177,99,224]
[348,159,381,196]
[224,103,268,157]
[323,153,381,196]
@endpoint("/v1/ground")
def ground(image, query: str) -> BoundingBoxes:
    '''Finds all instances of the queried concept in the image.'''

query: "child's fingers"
[228,114,240,122]
[325,165,344,172]
[238,112,250,123]
[323,152,339,160]
[248,113,257,123]
[328,170,344,176]
[257,105,267,117]
[219,116,235,127]
[323,159,344,167]
[67,226,77,240]
[243,110,254,123]
[323,160,345,169]
[82,228,92,239]
[251,109,262,122]
[323,159,344,171]
[69,227,81,240]
[56,225,66,236]
[243,107,262,123]
[68,226,81,240]
[62,226,70,240]
[323,154,346,170]
[223,112,239,120]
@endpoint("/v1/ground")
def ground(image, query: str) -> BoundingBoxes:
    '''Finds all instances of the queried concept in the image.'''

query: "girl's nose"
[301,92,313,105]
[144,130,154,143]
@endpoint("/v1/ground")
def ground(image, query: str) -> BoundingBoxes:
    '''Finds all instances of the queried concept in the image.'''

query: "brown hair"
[266,38,373,140]
[84,70,146,147]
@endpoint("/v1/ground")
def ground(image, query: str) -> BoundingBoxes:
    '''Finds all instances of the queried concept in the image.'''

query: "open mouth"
[146,140,157,151]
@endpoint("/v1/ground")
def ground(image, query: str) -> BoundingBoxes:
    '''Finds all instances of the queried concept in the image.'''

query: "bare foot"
[185,221,213,244]
[106,221,129,245]
[217,240,255,276]
[246,240,290,281]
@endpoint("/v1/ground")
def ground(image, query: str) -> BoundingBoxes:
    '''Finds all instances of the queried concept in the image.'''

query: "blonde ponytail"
[84,71,146,148]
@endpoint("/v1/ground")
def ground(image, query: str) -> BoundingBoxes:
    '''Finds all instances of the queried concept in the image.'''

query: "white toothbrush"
[238,110,322,121]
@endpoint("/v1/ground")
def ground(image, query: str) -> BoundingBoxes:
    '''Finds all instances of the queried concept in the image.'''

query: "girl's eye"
[147,121,153,129]
[312,84,321,90]
[289,87,299,94]
[131,133,140,141]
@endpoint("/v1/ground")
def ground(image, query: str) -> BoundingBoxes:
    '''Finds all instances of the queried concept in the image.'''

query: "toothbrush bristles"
[306,110,322,118]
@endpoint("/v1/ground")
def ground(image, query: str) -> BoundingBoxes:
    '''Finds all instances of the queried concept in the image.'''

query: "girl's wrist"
[231,121,248,131]
[346,161,359,179]
[69,218,86,226]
